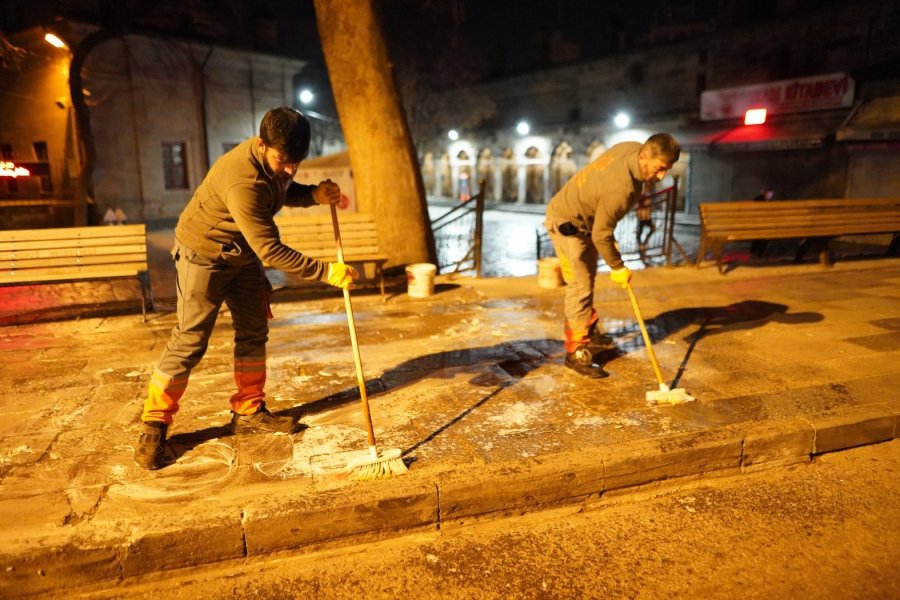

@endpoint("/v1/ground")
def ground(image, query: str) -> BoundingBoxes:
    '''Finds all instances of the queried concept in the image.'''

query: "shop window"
[32,141,52,194]
[162,142,189,190]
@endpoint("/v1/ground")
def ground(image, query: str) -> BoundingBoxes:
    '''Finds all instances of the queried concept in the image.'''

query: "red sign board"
[701,73,854,121]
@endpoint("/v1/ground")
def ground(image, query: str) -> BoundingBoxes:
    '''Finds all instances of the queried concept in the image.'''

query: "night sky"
[0,0,722,77]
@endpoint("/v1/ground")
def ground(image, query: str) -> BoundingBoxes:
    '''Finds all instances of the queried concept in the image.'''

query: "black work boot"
[587,324,616,353]
[564,346,610,378]
[134,422,177,470]
[231,403,297,435]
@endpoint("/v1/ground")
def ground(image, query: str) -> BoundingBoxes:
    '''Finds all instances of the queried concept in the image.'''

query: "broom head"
[646,383,696,406]
[341,446,408,480]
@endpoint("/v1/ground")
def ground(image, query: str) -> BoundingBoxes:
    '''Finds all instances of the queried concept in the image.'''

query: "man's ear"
[256,138,266,151]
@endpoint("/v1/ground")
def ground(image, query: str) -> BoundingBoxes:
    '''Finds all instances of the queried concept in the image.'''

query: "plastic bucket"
[537,257,564,288]
[406,263,437,298]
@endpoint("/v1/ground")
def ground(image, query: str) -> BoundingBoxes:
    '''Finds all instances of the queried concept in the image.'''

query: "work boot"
[134,422,177,470]
[587,324,616,353]
[564,346,609,378]
[231,403,297,435]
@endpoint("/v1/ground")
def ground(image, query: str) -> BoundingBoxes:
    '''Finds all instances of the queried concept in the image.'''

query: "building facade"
[0,21,305,228]
[419,0,900,212]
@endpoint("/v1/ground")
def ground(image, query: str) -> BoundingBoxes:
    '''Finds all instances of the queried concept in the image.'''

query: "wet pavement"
[0,219,898,597]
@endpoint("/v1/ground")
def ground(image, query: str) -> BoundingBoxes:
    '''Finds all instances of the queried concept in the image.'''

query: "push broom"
[330,203,408,479]
[625,281,695,405]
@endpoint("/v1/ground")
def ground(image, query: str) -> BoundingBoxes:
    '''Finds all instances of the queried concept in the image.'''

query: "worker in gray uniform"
[544,133,680,378]
[136,107,358,470]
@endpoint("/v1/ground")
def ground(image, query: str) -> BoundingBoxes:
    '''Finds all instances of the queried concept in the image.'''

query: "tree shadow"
[641,300,823,388]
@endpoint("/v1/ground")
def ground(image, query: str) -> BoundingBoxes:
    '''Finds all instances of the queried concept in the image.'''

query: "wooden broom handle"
[330,204,378,448]
[626,282,667,388]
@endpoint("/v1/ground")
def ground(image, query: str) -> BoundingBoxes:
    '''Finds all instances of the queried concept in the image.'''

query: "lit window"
[162,142,189,190]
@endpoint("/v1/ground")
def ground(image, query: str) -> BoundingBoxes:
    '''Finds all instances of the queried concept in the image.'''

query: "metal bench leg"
[138,271,154,322]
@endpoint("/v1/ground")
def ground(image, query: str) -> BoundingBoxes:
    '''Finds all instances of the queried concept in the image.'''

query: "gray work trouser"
[546,221,598,353]
[143,243,270,423]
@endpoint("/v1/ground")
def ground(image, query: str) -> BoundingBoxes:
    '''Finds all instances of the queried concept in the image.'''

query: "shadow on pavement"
[645,300,824,388]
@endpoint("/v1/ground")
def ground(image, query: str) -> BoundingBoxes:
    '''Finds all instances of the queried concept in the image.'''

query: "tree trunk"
[313,0,435,267]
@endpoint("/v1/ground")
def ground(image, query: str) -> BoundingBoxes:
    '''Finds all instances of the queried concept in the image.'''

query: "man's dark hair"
[259,107,311,162]
[643,133,681,164]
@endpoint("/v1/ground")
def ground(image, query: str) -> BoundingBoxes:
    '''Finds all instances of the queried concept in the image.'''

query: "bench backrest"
[272,212,384,261]
[0,224,149,283]
[700,198,900,239]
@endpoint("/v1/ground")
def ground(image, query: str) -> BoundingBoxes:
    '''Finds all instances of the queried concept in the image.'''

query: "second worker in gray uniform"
[544,133,680,378]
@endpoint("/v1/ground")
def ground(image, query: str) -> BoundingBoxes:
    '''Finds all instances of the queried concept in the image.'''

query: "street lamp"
[44,33,68,50]
[298,89,314,105]
[448,129,459,141]
[614,112,630,129]
[516,120,530,136]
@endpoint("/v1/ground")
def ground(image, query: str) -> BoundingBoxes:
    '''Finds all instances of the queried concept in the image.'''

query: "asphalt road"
[70,440,900,600]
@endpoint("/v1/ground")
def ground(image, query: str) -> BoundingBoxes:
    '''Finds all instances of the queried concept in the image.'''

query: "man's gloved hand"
[312,179,342,205]
[326,262,359,289]
[610,267,632,288]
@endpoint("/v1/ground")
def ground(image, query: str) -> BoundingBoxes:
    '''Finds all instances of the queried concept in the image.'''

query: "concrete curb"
[2,404,896,598]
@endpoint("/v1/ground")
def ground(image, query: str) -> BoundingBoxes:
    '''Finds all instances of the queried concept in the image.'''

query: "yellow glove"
[610,267,632,288]
[326,262,359,289]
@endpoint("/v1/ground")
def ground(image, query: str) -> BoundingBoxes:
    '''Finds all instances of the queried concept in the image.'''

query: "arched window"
[501,148,517,202]
[421,151,436,194]
[524,146,544,204]
[550,141,576,194]
[439,152,452,197]
[476,148,494,201]
[585,141,606,163]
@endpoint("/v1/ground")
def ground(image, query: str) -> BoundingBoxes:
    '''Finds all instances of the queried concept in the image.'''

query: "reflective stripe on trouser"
[231,355,266,415]
[142,244,270,424]
[547,225,599,353]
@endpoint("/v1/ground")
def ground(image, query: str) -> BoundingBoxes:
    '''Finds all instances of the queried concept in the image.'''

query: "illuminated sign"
[744,108,767,125]
[0,161,30,178]
[701,73,854,121]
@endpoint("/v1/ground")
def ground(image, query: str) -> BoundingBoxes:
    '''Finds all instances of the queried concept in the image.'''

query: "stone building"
[0,21,305,228]
[420,0,900,212]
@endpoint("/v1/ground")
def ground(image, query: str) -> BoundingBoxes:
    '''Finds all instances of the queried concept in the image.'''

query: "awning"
[678,111,849,152]
[835,97,900,142]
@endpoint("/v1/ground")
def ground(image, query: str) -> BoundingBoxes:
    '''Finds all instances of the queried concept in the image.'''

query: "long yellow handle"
[330,204,378,449]
[625,282,667,388]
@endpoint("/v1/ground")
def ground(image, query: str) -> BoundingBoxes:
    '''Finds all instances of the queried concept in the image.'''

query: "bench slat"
[0,244,148,261]
[0,263,150,283]
[0,225,148,242]
[1,253,149,271]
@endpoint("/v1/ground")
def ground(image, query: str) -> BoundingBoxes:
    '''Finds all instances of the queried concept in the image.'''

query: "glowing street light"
[614,112,630,129]
[516,121,530,135]
[298,89,314,105]
[44,33,68,50]
[448,129,459,141]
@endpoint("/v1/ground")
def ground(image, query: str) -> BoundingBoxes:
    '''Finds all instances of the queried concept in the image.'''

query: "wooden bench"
[267,212,389,297]
[698,198,900,273]
[0,224,154,320]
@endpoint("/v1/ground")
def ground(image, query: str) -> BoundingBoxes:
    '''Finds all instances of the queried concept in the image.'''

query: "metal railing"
[430,180,486,276]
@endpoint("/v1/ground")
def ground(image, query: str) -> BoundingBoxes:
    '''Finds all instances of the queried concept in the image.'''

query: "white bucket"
[406,263,437,298]
[537,257,564,288]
